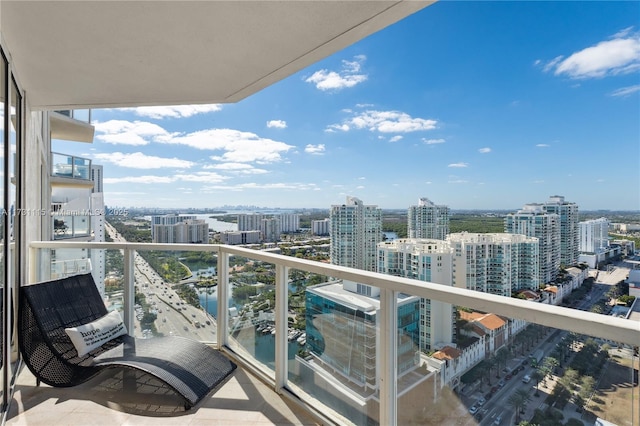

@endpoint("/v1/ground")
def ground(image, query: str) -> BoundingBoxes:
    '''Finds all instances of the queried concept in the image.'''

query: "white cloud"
[201,182,317,192]
[157,128,294,163]
[203,162,268,174]
[536,144,550,148]
[389,136,403,143]
[305,144,326,155]
[305,55,368,91]
[610,84,640,97]
[478,147,491,153]
[105,175,174,184]
[325,123,350,133]
[267,120,287,129]
[119,104,222,119]
[172,171,226,183]
[328,110,437,133]
[423,138,445,145]
[544,29,640,79]
[94,120,171,145]
[104,171,228,185]
[93,152,194,169]
[448,179,469,184]
[448,162,469,168]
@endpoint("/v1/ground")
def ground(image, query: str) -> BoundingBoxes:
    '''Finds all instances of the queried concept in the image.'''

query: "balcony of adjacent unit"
[9,240,638,426]
[50,110,94,143]
[50,199,93,240]
[50,152,93,186]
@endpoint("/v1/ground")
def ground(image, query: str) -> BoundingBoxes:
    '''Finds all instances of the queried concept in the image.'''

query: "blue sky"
[53,1,640,211]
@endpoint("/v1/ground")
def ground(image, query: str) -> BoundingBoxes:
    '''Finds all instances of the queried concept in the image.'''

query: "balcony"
[50,152,92,183]
[9,241,640,426]
[52,215,91,240]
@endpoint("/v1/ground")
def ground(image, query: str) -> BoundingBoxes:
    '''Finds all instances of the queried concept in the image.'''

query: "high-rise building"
[408,197,449,240]
[277,213,300,233]
[378,238,454,352]
[579,218,610,253]
[505,204,560,285]
[150,214,196,240]
[330,196,382,272]
[305,280,420,395]
[237,213,264,231]
[448,233,539,296]
[543,196,579,267]
[260,217,280,242]
[311,218,330,236]
[152,216,206,243]
[90,164,103,193]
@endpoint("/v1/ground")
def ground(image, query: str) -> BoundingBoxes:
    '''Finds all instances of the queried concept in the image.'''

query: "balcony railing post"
[274,264,289,393]
[379,288,398,426]
[217,248,228,348]
[122,247,134,332]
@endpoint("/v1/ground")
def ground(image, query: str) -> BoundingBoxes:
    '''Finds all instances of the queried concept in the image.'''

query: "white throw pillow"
[65,310,127,357]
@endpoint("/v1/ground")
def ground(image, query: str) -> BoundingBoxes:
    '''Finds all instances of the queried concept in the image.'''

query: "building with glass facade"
[407,197,449,240]
[330,196,382,272]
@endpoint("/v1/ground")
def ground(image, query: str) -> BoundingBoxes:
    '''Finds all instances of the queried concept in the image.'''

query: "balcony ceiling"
[1,1,432,110]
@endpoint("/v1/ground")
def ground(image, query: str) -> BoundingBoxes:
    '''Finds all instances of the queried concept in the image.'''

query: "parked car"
[477,397,486,406]
[522,375,531,383]
[469,405,478,414]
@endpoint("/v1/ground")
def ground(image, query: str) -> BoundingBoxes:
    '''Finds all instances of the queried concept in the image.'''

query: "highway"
[105,222,217,343]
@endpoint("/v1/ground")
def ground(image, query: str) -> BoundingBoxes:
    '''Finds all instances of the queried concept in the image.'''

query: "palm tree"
[508,389,531,423]
[486,356,498,381]
[542,356,559,376]
[532,369,545,396]
[496,348,509,376]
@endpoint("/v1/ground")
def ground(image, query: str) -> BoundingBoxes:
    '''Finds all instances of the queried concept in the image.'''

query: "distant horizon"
[54,2,639,211]
[111,205,640,215]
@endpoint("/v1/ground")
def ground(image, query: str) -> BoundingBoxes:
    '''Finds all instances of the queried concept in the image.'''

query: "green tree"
[560,368,579,392]
[508,389,532,424]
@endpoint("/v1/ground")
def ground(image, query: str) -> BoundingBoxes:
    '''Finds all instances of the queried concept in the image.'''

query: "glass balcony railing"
[28,241,640,426]
[54,109,92,123]
[52,215,91,239]
[51,152,91,180]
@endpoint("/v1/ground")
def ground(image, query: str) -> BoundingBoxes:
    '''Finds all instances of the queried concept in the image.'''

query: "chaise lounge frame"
[18,273,236,409]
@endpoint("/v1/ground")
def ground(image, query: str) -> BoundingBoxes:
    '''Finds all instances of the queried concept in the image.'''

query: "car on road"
[498,379,505,388]
[477,397,486,406]
[469,405,478,414]
[522,375,531,383]
[493,414,503,425]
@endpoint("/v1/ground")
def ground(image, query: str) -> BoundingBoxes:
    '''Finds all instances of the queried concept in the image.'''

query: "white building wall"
[237,213,263,231]
[221,230,261,245]
[579,218,610,253]
[377,238,454,352]
[408,197,450,240]
[261,218,281,242]
[278,213,300,233]
[90,192,105,295]
[312,218,330,236]
[505,203,560,285]
[330,196,382,272]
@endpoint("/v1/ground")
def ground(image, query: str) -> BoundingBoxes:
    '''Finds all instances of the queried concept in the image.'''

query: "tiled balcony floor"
[5,363,321,426]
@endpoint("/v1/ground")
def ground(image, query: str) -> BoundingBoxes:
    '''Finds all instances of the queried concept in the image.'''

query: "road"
[464,262,632,425]
[105,222,217,342]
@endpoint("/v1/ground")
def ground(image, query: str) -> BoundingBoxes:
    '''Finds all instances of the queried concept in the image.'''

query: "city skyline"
[52,1,640,211]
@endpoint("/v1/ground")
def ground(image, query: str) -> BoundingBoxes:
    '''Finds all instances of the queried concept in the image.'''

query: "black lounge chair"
[19,273,236,409]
